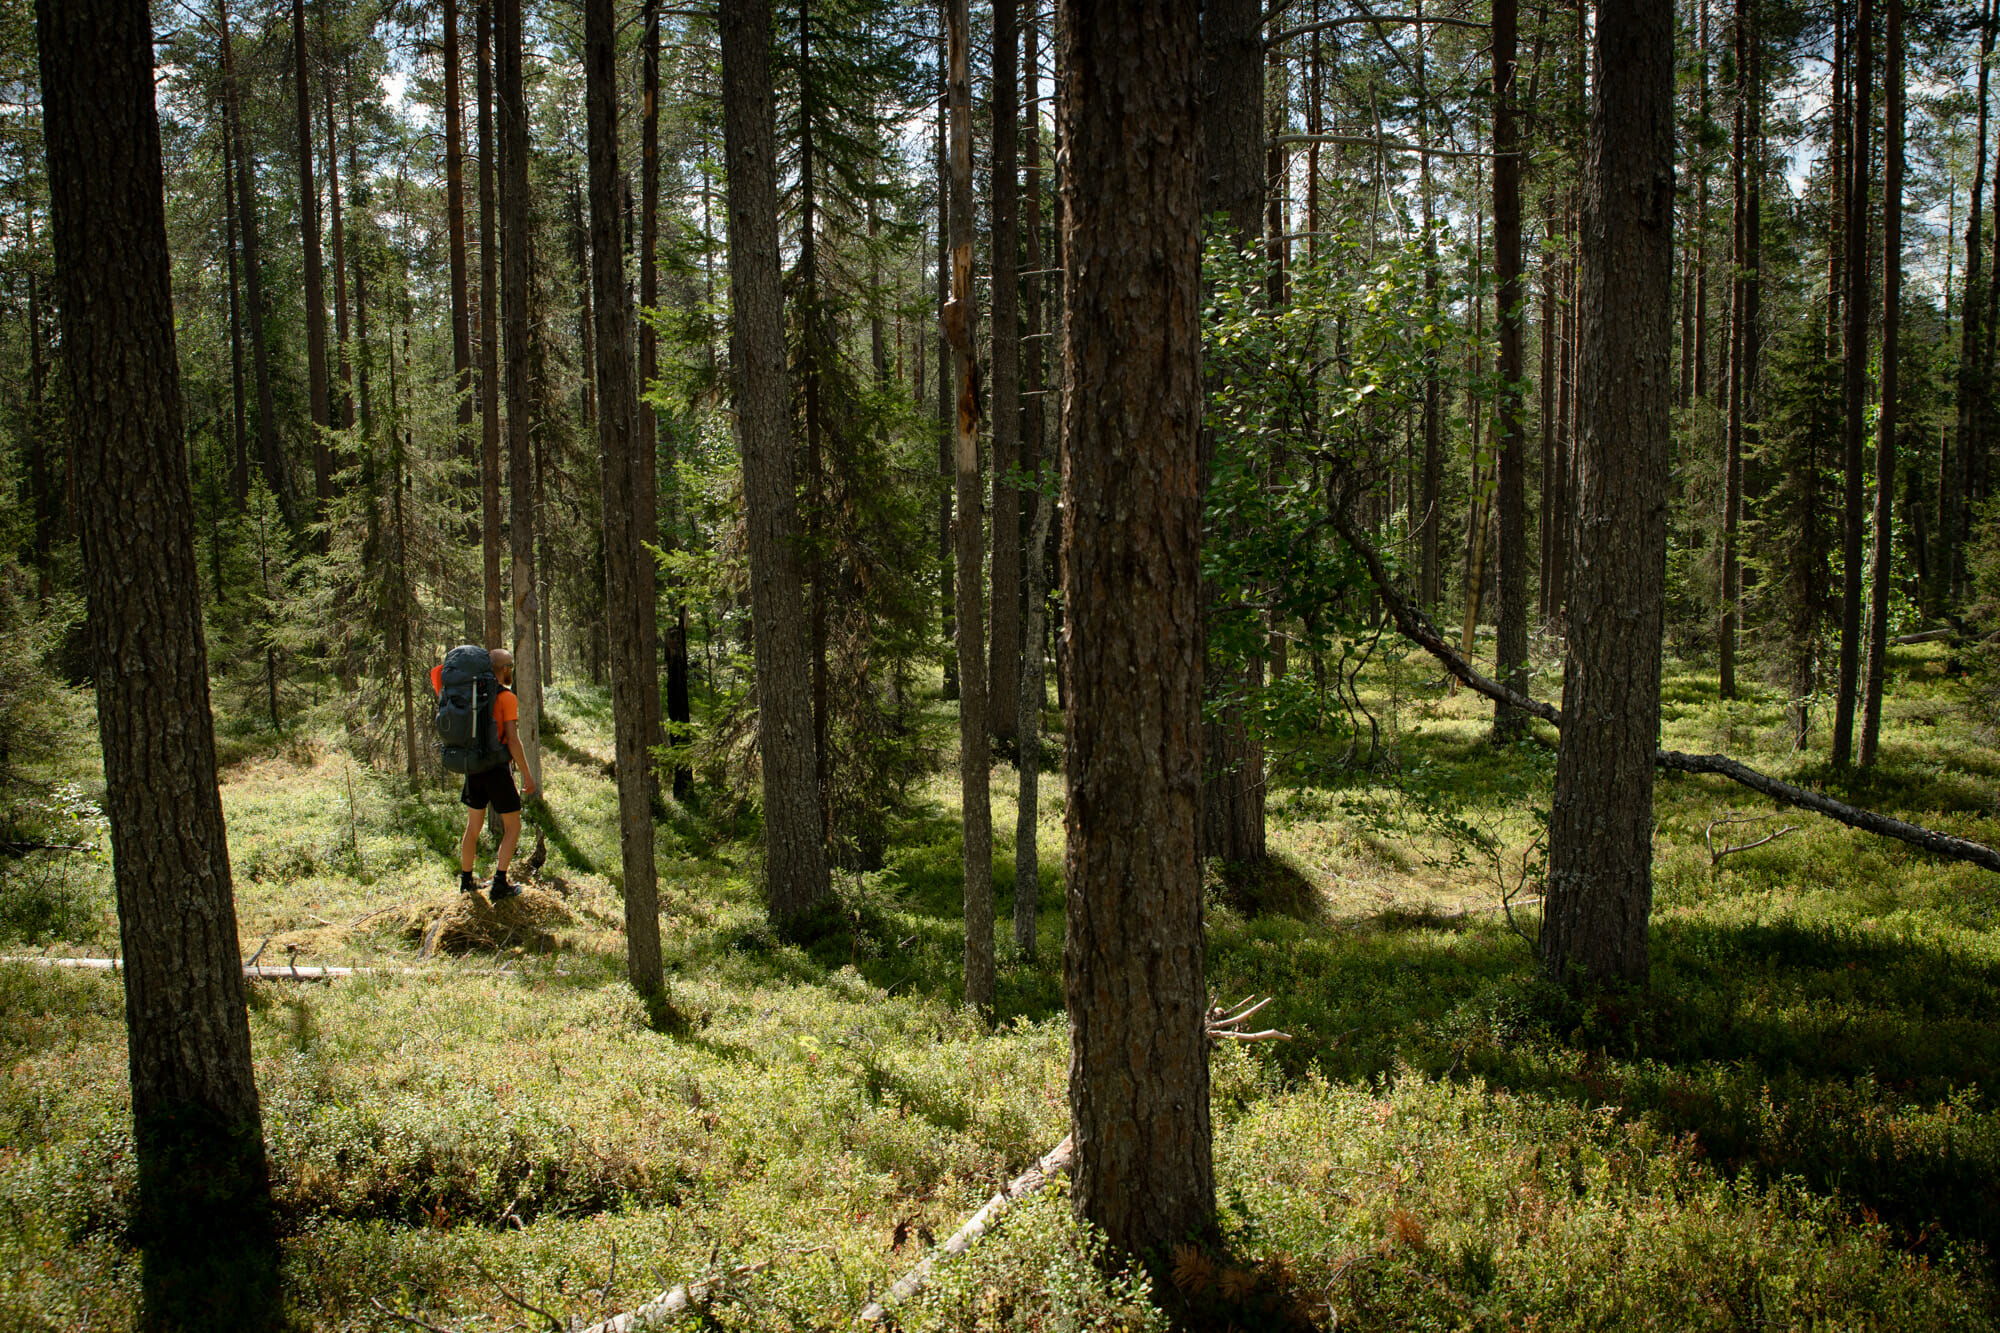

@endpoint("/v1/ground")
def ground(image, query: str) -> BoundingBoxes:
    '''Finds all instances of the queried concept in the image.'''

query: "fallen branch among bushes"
[860,1134,1076,1322]
[1331,513,2000,876]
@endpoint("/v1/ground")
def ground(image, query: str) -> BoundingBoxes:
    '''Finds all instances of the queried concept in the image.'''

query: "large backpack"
[434,644,508,775]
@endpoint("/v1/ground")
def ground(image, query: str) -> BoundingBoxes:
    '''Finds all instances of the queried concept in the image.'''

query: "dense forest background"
[5,0,1997,839]
[9,0,2000,1326]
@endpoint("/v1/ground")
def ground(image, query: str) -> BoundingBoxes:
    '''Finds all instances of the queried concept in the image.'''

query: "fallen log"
[860,1133,1075,1322]
[0,956,518,980]
[1330,512,2000,875]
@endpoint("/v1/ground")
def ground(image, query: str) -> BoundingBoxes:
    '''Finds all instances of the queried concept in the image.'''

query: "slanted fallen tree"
[1330,512,2000,875]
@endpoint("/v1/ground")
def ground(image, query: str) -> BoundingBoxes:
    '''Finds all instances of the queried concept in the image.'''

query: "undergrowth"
[0,643,1996,1329]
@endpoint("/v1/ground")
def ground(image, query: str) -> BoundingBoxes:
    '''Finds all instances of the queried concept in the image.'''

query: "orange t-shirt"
[430,665,518,735]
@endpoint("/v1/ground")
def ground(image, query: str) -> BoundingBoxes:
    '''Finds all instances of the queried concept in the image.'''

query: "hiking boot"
[489,871,521,903]
[459,870,479,895]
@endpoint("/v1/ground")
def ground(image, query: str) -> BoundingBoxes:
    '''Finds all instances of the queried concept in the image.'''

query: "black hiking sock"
[459,869,478,894]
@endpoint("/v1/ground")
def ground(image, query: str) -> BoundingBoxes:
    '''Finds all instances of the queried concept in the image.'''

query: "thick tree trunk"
[989,0,1021,751]
[1860,0,1902,766]
[293,0,330,524]
[1491,0,1528,740]
[498,0,541,772]
[585,0,663,994]
[1540,0,1674,990]
[1832,0,1871,766]
[477,0,503,646]
[1058,0,1213,1257]
[721,0,829,928]
[947,0,995,1012]
[221,0,297,533]
[39,0,277,1321]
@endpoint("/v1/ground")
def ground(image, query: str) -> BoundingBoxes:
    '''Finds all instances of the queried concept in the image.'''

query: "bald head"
[489,648,514,682]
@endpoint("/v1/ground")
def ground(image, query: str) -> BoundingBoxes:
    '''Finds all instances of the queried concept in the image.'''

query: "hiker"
[429,646,539,901]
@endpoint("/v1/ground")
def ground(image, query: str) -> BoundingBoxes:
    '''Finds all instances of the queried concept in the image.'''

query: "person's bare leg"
[460,807,486,873]
[495,810,523,876]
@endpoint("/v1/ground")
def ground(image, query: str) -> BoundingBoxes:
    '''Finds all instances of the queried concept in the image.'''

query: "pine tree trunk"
[324,80,352,433]
[222,0,297,533]
[1693,0,1710,404]
[642,0,684,800]
[947,0,994,1013]
[1491,0,1528,739]
[586,0,663,993]
[936,53,957,703]
[1200,0,1266,866]
[221,119,250,509]
[498,0,541,772]
[445,0,474,470]
[477,0,503,646]
[39,0,277,1318]
[1541,0,1674,990]
[1014,1,1047,958]
[1721,0,1747,701]
[293,0,330,525]
[721,0,829,928]
[1059,0,1213,1258]
[989,0,1021,751]
[1860,0,1902,766]
[1951,0,1994,601]
[1539,191,1557,620]
[1832,0,1872,767]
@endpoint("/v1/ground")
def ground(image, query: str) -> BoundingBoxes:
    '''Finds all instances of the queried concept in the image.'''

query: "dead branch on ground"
[1329,511,2000,876]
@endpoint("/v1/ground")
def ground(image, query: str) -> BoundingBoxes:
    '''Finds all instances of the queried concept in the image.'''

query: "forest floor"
[3,643,2000,1329]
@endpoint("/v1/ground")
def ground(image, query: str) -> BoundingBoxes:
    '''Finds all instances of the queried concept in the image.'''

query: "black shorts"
[460,764,521,815]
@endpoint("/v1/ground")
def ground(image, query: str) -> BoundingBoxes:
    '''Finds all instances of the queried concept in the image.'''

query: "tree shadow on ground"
[1211,907,2000,1275]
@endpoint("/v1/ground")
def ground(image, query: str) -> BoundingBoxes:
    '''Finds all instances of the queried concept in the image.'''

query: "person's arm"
[501,718,538,795]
